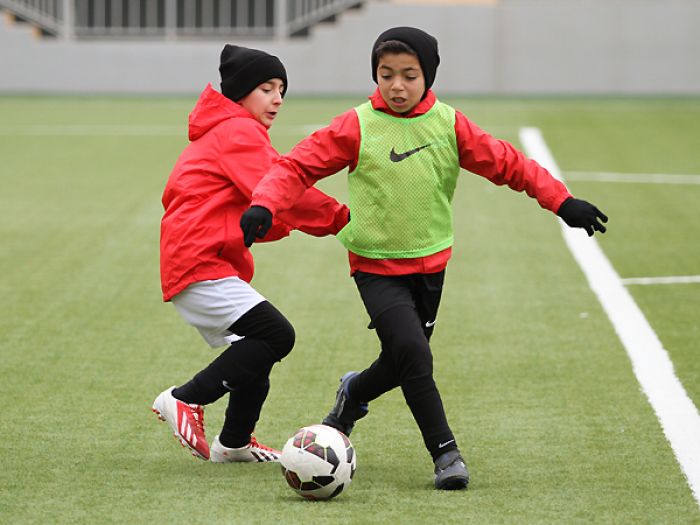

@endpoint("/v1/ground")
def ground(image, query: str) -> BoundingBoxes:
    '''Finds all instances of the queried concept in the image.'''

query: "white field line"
[279,124,521,137]
[1,123,520,138]
[622,275,700,286]
[0,124,184,136]
[0,124,327,137]
[520,127,700,506]
[564,171,700,185]
[272,124,326,136]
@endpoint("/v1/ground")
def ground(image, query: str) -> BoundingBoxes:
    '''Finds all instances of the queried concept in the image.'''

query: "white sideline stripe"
[0,124,326,137]
[273,124,326,135]
[1,123,518,138]
[622,275,700,286]
[563,171,700,185]
[282,124,519,137]
[520,127,700,506]
[0,125,185,136]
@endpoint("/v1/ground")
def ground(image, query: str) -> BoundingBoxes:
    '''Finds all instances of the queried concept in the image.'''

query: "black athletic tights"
[348,271,458,461]
[173,301,294,448]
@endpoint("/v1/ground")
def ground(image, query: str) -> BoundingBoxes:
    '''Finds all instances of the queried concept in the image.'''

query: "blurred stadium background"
[1,0,698,96]
[2,2,699,522]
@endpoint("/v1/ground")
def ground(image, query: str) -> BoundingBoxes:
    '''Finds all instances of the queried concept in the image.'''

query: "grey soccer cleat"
[434,449,469,490]
[321,371,369,436]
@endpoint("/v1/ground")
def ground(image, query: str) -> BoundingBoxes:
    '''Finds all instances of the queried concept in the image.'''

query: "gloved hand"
[240,205,273,247]
[557,197,608,236]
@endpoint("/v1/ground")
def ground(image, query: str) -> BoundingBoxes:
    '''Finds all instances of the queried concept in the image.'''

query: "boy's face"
[376,52,425,114]
[238,78,285,128]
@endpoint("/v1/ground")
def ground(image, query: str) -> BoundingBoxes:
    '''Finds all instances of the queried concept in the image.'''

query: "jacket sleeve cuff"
[250,199,277,217]
[553,194,573,214]
[334,205,351,234]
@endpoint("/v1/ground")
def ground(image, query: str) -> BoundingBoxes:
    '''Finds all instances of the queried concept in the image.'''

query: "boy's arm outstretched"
[216,118,349,245]
[277,189,350,238]
[455,112,608,236]
[241,110,359,246]
[242,189,349,246]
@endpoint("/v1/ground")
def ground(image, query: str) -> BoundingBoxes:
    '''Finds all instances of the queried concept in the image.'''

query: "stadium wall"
[1,0,698,95]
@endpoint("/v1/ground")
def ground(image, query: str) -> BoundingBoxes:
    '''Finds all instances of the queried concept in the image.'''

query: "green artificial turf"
[1,95,698,524]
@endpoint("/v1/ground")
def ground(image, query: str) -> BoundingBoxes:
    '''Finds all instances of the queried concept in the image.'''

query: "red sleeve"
[278,191,350,237]
[256,221,292,243]
[454,111,572,213]
[258,194,350,242]
[251,109,361,215]
[213,118,349,242]
[256,188,349,242]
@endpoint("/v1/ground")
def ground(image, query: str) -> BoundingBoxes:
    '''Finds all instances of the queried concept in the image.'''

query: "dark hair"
[374,40,417,60]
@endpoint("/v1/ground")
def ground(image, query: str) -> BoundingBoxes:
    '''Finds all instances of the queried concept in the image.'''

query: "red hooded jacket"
[160,85,349,301]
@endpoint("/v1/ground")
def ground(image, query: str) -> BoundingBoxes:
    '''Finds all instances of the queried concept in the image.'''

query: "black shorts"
[353,270,446,339]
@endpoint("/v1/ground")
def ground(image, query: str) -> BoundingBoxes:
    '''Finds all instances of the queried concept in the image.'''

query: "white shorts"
[171,277,266,348]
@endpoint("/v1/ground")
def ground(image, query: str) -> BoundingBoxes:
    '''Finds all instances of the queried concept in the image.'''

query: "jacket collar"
[368,88,436,118]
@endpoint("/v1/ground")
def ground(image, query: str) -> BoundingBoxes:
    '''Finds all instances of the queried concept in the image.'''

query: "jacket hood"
[188,83,257,141]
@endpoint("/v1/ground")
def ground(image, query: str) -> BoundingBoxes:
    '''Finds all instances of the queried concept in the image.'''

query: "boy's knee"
[267,317,295,361]
[392,333,433,376]
[233,301,296,361]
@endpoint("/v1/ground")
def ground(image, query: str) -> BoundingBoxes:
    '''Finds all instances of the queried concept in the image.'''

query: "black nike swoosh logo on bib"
[389,144,431,162]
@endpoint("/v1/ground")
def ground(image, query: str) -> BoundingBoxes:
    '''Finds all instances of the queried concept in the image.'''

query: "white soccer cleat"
[152,386,210,460]
[210,434,281,463]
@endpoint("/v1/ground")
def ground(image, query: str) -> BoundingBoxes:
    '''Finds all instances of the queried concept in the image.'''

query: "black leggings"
[173,300,294,448]
[349,271,457,460]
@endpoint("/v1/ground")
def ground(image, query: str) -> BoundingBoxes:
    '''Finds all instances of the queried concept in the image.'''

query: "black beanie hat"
[371,27,440,91]
[219,44,288,102]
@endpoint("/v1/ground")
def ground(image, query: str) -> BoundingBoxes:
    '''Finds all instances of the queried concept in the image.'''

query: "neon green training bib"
[337,100,460,259]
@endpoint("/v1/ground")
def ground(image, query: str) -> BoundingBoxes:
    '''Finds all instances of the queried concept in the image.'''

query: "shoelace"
[189,404,206,434]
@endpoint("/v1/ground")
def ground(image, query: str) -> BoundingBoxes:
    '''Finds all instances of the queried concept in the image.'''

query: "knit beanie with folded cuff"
[219,44,288,102]
[371,26,440,94]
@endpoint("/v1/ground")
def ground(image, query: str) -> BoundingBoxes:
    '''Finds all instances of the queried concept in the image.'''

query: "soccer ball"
[280,424,356,500]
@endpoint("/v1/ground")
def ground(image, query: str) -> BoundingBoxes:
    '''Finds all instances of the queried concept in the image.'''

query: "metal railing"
[0,0,363,39]
[285,0,361,37]
[0,0,63,35]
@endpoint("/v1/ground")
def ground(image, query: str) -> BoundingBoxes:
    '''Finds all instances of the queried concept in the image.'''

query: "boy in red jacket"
[241,27,608,489]
[153,45,349,462]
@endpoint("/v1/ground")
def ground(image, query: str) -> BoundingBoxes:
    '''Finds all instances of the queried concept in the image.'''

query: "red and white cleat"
[210,434,280,463]
[152,386,210,460]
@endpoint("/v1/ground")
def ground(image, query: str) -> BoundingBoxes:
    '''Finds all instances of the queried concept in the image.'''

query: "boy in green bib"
[241,27,607,490]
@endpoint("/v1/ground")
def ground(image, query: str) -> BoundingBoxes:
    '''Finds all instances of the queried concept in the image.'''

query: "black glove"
[557,197,608,236]
[240,205,273,247]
